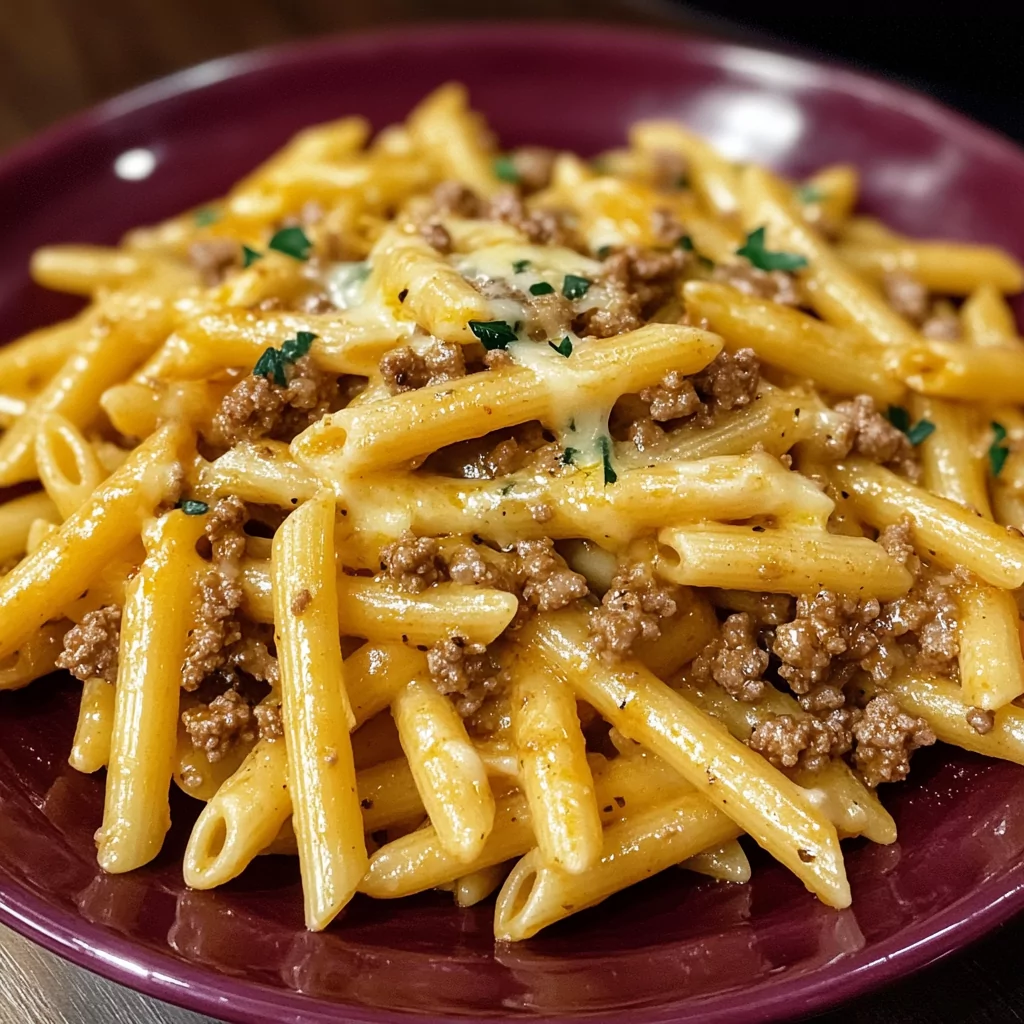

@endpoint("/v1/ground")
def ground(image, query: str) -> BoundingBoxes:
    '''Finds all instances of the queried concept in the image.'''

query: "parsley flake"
[242,245,263,268]
[599,435,617,485]
[253,347,286,386]
[500,483,516,496]
[905,420,936,446]
[678,235,695,251]
[797,184,825,203]
[596,245,612,260]
[529,281,555,296]
[469,320,518,350]
[178,499,209,516]
[990,422,1011,476]
[512,259,531,274]
[549,336,573,358]
[887,405,911,433]
[561,447,579,465]
[736,226,808,272]
[268,225,312,261]
[493,155,519,183]
[562,274,592,300]
[194,208,218,227]
[281,331,317,362]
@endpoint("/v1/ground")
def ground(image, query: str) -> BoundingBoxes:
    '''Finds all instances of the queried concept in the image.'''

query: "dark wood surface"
[0,3,1023,1022]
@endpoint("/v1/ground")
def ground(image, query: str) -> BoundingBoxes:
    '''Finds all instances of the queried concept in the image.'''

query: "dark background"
[1,2,1022,1022]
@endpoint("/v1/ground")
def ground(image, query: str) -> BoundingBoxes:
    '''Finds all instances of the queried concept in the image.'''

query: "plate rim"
[2,20,1024,1024]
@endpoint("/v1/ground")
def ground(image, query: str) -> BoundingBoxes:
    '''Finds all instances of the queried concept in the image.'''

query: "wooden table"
[0,2,1022,1022]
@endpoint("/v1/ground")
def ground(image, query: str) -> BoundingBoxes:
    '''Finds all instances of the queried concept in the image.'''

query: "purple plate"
[1,23,1023,1024]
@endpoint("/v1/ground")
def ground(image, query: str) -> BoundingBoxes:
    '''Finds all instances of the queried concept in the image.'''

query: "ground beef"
[181,688,256,762]
[510,146,557,193]
[748,708,856,773]
[627,416,665,452]
[651,208,685,246]
[379,531,448,593]
[431,181,482,218]
[291,589,312,615]
[485,190,568,245]
[379,341,466,395]
[921,313,961,341]
[967,707,995,734]
[691,612,769,701]
[882,271,929,323]
[484,348,514,369]
[877,518,920,574]
[223,627,279,686]
[298,292,337,314]
[515,538,589,612]
[189,238,239,287]
[874,568,960,675]
[712,262,801,306]
[640,371,702,422]
[831,394,921,481]
[447,543,518,592]
[427,636,501,717]
[57,605,121,683]
[590,561,680,660]
[851,693,935,786]
[420,221,452,254]
[181,497,246,691]
[206,354,339,449]
[254,699,284,740]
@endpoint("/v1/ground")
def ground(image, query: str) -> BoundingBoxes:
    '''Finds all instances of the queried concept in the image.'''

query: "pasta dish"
[2,84,1024,940]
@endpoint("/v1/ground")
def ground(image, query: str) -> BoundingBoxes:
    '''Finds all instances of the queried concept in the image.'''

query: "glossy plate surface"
[1,23,1023,1024]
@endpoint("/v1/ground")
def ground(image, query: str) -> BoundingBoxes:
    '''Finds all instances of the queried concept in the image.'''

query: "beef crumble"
[57,605,121,683]
[851,693,935,786]
[181,688,256,762]
[380,530,448,593]
[882,271,962,340]
[691,612,769,701]
[590,561,680,660]
[427,636,501,717]
[748,708,856,774]
[189,238,240,287]
[831,394,921,481]
[515,538,589,612]
[378,340,466,394]
[966,707,995,735]
[712,262,801,306]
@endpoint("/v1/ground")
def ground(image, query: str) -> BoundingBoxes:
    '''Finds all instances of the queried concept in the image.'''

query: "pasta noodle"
[3,83,1021,940]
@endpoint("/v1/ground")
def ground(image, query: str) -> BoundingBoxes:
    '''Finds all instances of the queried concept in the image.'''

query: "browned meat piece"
[832,394,920,480]
[447,544,518,592]
[207,354,339,448]
[181,688,255,762]
[690,348,761,414]
[851,693,935,786]
[291,589,312,615]
[485,190,568,245]
[510,146,557,193]
[590,561,679,660]
[189,238,239,286]
[748,708,856,773]
[379,341,466,395]
[921,311,961,340]
[431,181,482,218]
[874,569,960,675]
[712,262,801,306]
[379,531,448,593]
[966,707,995,735]
[640,371,701,422]
[224,627,279,686]
[691,612,769,701]
[206,494,247,564]
[420,221,453,253]
[626,416,665,452]
[877,517,921,574]
[651,208,684,245]
[515,538,589,612]
[254,700,284,740]
[427,636,500,717]
[57,605,121,683]
[298,292,336,314]
[882,271,929,323]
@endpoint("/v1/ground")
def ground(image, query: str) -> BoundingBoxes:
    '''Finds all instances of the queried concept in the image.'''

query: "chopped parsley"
[268,225,312,261]
[596,245,613,260]
[797,184,825,203]
[736,226,808,272]
[500,483,516,496]
[194,207,219,227]
[549,336,573,358]
[242,244,263,268]
[253,330,318,386]
[178,499,209,516]
[529,281,555,296]
[990,421,1010,477]
[562,274,592,300]
[599,435,617,485]
[887,405,935,446]
[512,259,531,274]
[678,235,695,251]
[469,319,518,350]
[280,330,317,362]
[493,155,519,183]
[561,447,579,465]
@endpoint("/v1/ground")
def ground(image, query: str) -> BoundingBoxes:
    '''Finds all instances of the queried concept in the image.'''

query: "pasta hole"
[203,817,228,861]
[48,429,84,486]
[502,863,539,927]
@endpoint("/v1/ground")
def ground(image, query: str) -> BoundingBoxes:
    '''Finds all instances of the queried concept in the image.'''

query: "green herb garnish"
[678,235,695,251]
[736,226,808,272]
[268,225,312,261]
[242,245,263,268]
[887,405,934,446]
[500,483,515,496]
[562,274,592,300]
[194,208,218,227]
[280,331,317,362]
[178,499,210,516]
[512,259,531,274]
[529,282,555,296]
[561,447,579,465]
[549,336,573,358]
[596,245,612,260]
[797,184,824,203]
[469,320,518,350]
[990,421,1010,476]
[253,347,286,386]
[599,435,617,485]
[905,420,936,446]
[493,155,519,183]
[887,405,911,433]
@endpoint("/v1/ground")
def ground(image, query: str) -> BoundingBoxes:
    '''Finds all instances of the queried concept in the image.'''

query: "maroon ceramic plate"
[2,23,1024,1024]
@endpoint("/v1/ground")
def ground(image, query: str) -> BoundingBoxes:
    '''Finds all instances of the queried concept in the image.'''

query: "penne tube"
[351,710,406,772]
[961,285,1022,348]
[657,524,912,600]
[681,838,751,884]
[510,650,602,874]
[356,756,425,833]
[632,588,719,680]
[897,339,1024,403]
[34,413,107,519]
[341,453,833,549]
[101,379,230,440]
[799,164,858,228]
[526,609,851,908]
[30,245,195,296]
[346,643,429,727]
[829,458,1024,588]
[392,676,495,862]
[0,491,60,563]
[739,165,920,347]
[292,324,722,479]
[493,793,742,940]
[195,440,318,507]
[0,620,68,692]
[273,490,367,930]
[453,863,511,907]
[97,512,199,872]
[835,241,1024,296]
[682,281,906,404]
[69,677,116,773]
[173,703,256,803]
[239,563,518,645]
[0,423,186,661]
[957,582,1024,711]
[0,312,92,397]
